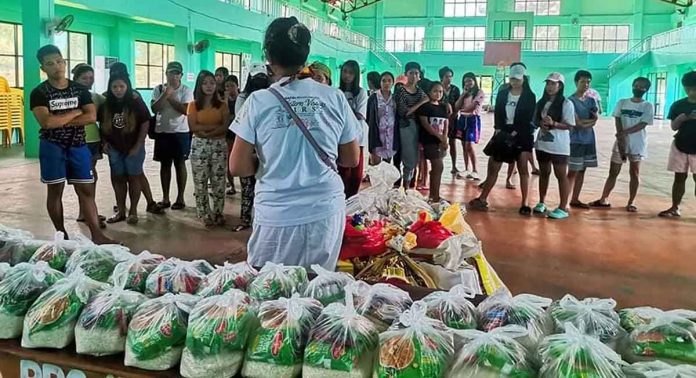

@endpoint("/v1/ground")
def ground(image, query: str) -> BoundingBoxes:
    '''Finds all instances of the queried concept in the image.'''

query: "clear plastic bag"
[477,290,553,349]
[0,262,64,339]
[0,225,34,263]
[347,281,412,332]
[195,262,258,297]
[0,262,9,281]
[447,325,536,378]
[422,284,477,330]
[242,293,323,378]
[124,293,200,371]
[623,360,696,378]
[247,262,308,301]
[549,295,624,349]
[145,258,210,296]
[180,289,258,378]
[375,301,454,378]
[620,307,696,333]
[345,162,402,216]
[538,322,626,378]
[22,270,109,348]
[303,264,355,306]
[303,285,379,378]
[621,311,696,365]
[109,250,166,293]
[66,244,133,282]
[28,231,71,271]
[74,281,147,356]
[12,239,48,265]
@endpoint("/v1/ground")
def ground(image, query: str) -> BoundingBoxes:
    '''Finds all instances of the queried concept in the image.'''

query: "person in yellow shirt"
[188,70,230,228]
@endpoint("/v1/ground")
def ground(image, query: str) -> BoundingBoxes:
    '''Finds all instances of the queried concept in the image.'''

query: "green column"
[22,0,54,158]
[109,19,134,75]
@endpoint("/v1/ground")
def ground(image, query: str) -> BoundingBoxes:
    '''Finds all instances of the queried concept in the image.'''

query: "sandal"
[570,201,591,209]
[107,214,126,224]
[416,186,429,191]
[626,204,638,213]
[548,208,570,219]
[468,198,489,212]
[589,200,611,208]
[533,203,547,214]
[531,169,540,175]
[157,201,171,209]
[171,202,185,210]
[77,215,107,222]
[506,182,517,190]
[658,208,681,218]
[519,206,532,216]
[146,202,166,215]
[126,215,139,225]
[231,223,251,232]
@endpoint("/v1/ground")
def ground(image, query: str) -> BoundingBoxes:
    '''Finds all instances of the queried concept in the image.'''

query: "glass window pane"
[617,40,629,52]
[581,27,591,39]
[215,53,222,68]
[465,4,475,16]
[0,56,16,87]
[550,26,559,37]
[444,4,454,17]
[592,27,604,40]
[135,65,148,88]
[167,46,175,63]
[69,33,88,61]
[135,42,147,65]
[605,26,617,39]
[454,41,464,51]
[605,40,616,53]
[0,24,16,55]
[18,57,23,88]
[476,27,486,39]
[549,1,560,15]
[17,25,22,55]
[444,41,454,51]
[150,44,163,66]
[395,40,405,52]
[54,33,68,55]
[149,66,163,88]
[464,41,474,51]
[385,41,395,52]
[385,27,394,40]
[617,26,629,39]
[416,27,425,39]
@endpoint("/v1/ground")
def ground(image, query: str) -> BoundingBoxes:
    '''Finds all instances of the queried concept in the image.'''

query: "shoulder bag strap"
[268,87,338,173]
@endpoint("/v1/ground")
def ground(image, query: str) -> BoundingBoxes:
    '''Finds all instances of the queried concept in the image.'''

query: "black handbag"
[483,129,518,163]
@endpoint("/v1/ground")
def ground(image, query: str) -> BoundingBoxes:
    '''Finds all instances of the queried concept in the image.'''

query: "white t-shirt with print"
[505,93,520,125]
[152,83,194,133]
[612,98,654,157]
[231,77,359,227]
[343,88,368,147]
[535,99,576,156]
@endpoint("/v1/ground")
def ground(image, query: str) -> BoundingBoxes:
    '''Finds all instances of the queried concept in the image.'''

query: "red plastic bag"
[409,213,453,249]
[340,217,387,259]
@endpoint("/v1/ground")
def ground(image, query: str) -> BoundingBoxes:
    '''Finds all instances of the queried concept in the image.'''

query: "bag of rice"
[538,322,626,378]
[242,293,323,378]
[477,290,553,350]
[0,225,33,263]
[110,250,166,292]
[28,231,71,271]
[422,284,477,330]
[66,244,132,282]
[124,293,200,370]
[303,286,379,378]
[303,264,355,306]
[375,301,454,378]
[22,271,109,348]
[447,325,536,378]
[348,281,412,332]
[549,294,624,350]
[180,289,257,378]
[623,360,696,377]
[195,262,258,297]
[0,262,64,339]
[247,263,308,301]
[621,311,696,365]
[145,258,210,296]
[74,278,147,356]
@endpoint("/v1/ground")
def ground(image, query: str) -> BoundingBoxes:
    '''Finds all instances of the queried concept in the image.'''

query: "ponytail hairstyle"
[263,17,311,70]
[193,70,222,111]
[462,72,480,99]
[340,60,361,96]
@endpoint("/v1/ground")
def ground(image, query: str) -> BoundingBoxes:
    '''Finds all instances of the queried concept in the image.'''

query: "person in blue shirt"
[228,17,360,269]
[567,70,599,209]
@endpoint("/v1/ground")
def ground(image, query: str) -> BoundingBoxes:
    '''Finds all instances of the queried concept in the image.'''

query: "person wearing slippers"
[533,72,575,220]
[591,77,654,213]
[567,70,599,210]
[99,73,152,225]
[470,62,536,215]
[416,81,450,202]
[659,72,696,218]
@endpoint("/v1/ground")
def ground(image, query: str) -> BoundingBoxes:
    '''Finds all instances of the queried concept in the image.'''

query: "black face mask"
[632,89,647,98]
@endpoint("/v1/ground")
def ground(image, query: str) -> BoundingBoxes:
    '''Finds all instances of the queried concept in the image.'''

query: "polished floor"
[1,113,694,309]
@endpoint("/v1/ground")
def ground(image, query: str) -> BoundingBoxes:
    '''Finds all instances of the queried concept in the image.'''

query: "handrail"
[417,37,639,53]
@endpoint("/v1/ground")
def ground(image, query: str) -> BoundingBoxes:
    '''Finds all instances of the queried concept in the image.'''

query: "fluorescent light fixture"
[131,16,175,28]
[55,0,90,10]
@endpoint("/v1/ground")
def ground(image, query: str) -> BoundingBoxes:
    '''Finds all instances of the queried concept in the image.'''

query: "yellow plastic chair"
[8,90,24,145]
[0,93,12,147]
[0,76,9,93]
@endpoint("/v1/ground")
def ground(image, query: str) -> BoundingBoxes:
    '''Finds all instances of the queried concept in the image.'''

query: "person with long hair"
[228,17,360,268]
[71,63,106,227]
[99,73,151,224]
[339,60,368,198]
[224,74,240,196]
[416,81,449,201]
[188,70,230,228]
[231,64,271,232]
[533,73,576,219]
[366,71,381,95]
[469,62,537,214]
[394,62,428,188]
[367,71,397,165]
[214,66,229,101]
[453,72,485,181]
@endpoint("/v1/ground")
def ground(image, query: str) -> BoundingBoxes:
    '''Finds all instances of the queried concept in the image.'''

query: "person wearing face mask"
[590,77,654,212]
[98,74,152,225]
[394,62,428,188]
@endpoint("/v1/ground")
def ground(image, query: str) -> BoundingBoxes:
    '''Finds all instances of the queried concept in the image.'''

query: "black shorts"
[86,141,103,161]
[423,143,446,160]
[153,132,192,163]
[536,150,569,165]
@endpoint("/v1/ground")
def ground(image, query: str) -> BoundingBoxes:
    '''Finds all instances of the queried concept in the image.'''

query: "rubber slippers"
[533,203,547,214]
[519,206,532,216]
[107,214,126,224]
[468,198,489,212]
[658,208,681,218]
[570,202,591,209]
[589,200,611,208]
[548,208,570,219]
[171,202,185,210]
[626,204,638,213]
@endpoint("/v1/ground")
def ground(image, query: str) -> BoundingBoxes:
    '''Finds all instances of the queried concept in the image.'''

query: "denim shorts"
[107,145,146,176]
[39,139,94,185]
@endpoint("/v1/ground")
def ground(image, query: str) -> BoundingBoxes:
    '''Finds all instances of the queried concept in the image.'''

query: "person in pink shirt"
[453,72,485,181]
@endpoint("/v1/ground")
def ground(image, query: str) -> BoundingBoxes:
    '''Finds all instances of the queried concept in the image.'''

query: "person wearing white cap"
[469,62,537,214]
[532,72,576,219]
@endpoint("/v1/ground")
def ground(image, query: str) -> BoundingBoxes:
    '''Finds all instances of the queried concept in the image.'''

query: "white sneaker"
[470,172,480,181]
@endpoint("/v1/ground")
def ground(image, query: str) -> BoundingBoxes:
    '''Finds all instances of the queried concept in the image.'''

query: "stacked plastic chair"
[0,76,24,147]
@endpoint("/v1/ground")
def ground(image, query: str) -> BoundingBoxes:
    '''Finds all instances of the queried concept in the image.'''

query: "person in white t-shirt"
[229,17,360,269]
[533,72,576,219]
[591,77,654,212]
[150,61,194,210]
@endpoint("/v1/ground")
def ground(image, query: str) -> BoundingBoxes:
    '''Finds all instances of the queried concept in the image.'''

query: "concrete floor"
[1,113,695,309]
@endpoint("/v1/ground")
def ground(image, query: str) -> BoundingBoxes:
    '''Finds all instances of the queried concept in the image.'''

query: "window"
[215,52,242,81]
[134,40,176,89]
[0,22,22,88]
[53,31,90,74]
[514,0,561,15]
[580,25,630,53]
[534,25,560,51]
[443,26,486,51]
[385,26,425,52]
[444,0,487,17]
[493,20,526,40]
